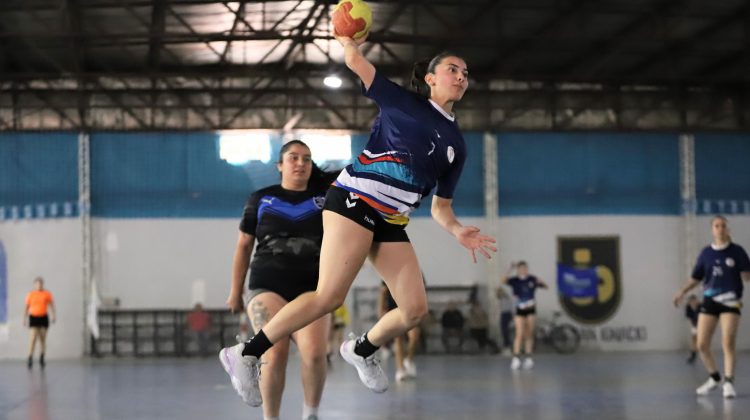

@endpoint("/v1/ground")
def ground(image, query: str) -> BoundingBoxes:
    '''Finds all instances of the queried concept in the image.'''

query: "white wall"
[2,214,748,359]
[93,219,239,309]
[0,219,83,359]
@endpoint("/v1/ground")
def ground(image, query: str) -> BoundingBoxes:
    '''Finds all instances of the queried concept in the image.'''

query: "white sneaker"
[219,343,263,406]
[510,357,521,370]
[395,368,408,382]
[522,357,534,369]
[723,381,737,399]
[696,377,720,395]
[340,338,388,393]
[404,358,417,378]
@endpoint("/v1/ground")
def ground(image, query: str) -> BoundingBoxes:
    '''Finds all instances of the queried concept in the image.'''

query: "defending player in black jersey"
[222,140,336,420]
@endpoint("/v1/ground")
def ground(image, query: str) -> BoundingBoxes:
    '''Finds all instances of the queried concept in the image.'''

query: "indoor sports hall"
[1,1,750,419]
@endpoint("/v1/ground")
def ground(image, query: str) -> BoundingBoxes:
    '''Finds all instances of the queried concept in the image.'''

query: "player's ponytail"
[410,59,431,98]
[308,164,340,193]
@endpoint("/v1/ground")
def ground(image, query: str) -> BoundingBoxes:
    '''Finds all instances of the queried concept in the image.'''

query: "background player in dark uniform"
[222,140,336,419]
[502,261,548,370]
[220,29,496,404]
[685,294,700,364]
[674,215,750,398]
[379,280,421,382]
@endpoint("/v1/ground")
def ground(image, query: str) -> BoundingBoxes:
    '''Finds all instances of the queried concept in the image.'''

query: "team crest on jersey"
[447,146,455,163]
[313,196,326,210]
[726,257,735,267]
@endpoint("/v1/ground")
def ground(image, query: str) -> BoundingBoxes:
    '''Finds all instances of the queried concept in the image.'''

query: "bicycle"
[508,311,580,354]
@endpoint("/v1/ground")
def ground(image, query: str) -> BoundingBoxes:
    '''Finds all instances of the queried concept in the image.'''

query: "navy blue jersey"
[240,185,326,276]
[691,243,750,308]
[334,71,466,225]
[507,276,539,309]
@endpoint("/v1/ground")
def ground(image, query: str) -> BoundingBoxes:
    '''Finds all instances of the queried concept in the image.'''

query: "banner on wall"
[557,236,621,325]
[0,240,8,342]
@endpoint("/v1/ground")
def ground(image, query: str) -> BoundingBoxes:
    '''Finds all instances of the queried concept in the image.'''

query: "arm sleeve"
[362,71,410,110]
[238,193,260,235]
[690,250,705,280]
[435,144,466,199]
[737,246,750,272]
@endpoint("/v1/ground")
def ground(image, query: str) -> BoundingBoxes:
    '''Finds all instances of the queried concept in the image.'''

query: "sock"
[710,372,721,382]
[302,403,318,419]
[263,416,280,420]
[353,332,379,358]
[242,330,273,358]
[725,376,734,383]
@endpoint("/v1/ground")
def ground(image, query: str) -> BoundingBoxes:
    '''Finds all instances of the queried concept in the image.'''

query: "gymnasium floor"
[0,352,745,420]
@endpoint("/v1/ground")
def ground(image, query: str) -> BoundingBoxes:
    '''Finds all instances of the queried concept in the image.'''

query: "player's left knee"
[402,305,427,328]
[301,351,328,368]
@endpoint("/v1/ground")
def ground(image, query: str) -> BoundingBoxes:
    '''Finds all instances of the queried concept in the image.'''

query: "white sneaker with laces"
[696,377,720,395]
[339,337,389,393]
[219,343,263,406]
[404,358,417,378]
[723,381,737,399]
[510,357,521,370]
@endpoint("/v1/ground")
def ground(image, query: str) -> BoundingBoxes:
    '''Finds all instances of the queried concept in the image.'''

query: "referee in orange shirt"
[24,277,55,369]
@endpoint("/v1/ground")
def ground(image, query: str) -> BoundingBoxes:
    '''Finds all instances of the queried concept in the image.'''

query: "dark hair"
[410,51,465,99]
[278,139,340,192]
[517,261,528,267]
[711,214,727,225]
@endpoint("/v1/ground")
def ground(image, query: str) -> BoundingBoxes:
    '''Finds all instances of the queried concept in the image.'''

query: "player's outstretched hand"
[672,291,684,308]
[334,32,368,47]
[456,226,497,263]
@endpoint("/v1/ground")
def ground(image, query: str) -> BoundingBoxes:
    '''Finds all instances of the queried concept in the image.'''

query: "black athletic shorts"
[700,297,741,316]
[323,186,409,243]
[515,306,537,317]
[29,315,49,328]
[249,269,318,303]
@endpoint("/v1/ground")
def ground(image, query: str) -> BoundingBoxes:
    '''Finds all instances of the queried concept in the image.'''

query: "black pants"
[500,311,513,348]
[469,328,500,353]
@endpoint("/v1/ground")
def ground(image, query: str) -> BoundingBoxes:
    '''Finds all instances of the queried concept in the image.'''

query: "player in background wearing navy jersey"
[219,30,496,405]
[502,261,548,370]
[221,140,337,419]
[674,215,750,398]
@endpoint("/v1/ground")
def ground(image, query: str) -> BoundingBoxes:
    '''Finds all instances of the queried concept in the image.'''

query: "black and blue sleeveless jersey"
[240,185,326,277]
